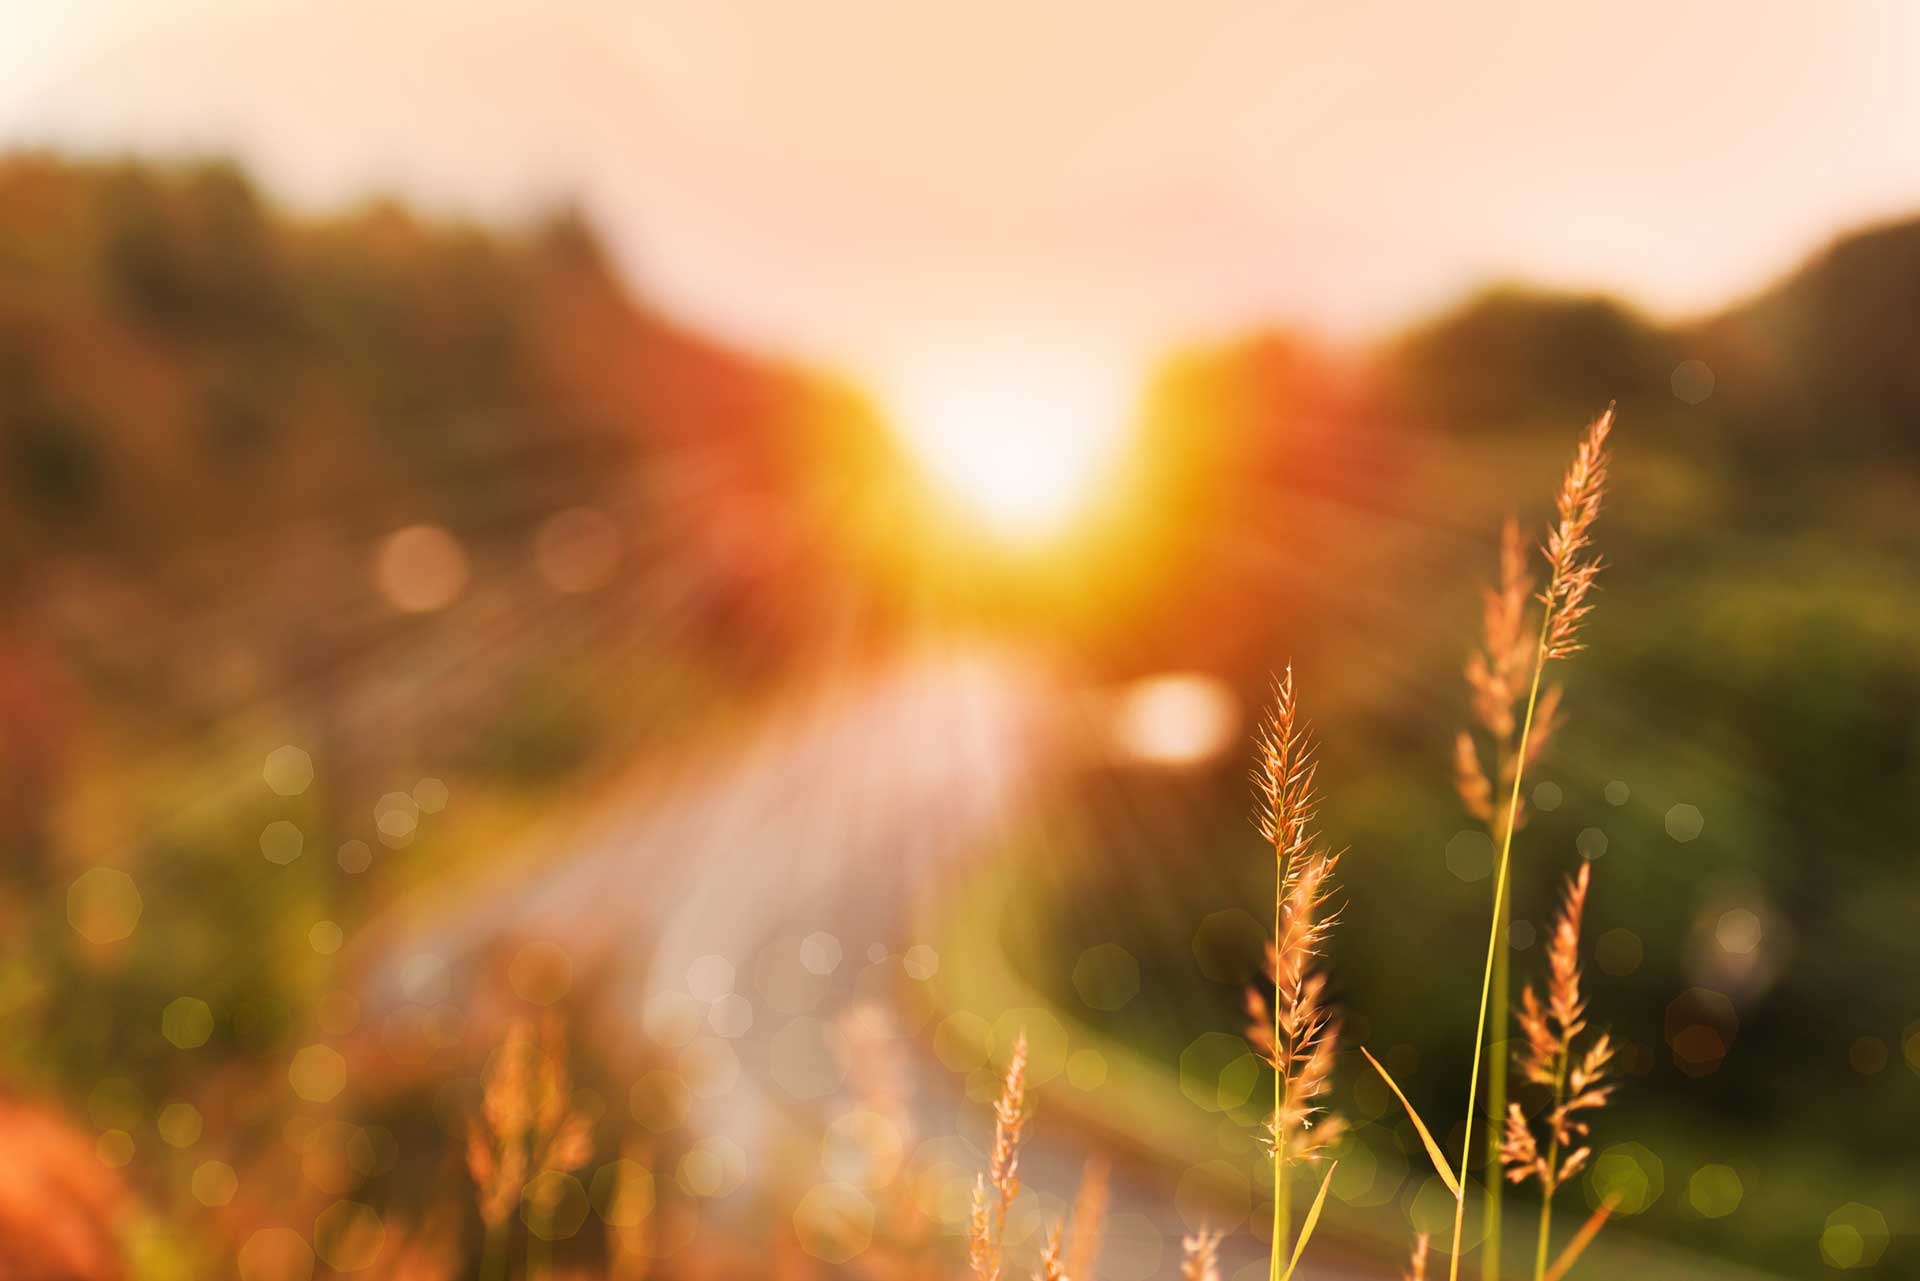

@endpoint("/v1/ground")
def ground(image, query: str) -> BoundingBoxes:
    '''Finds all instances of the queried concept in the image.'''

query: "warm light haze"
[8,2,1920,379]
[879,347,1141,541]
[2,7,1916,1281]
[12,2,1918,543]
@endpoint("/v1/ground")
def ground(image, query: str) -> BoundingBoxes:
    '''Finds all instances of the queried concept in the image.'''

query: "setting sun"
[879,350,1137,542]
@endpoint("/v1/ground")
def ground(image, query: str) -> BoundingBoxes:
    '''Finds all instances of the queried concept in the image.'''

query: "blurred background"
[1,4,1916,1280]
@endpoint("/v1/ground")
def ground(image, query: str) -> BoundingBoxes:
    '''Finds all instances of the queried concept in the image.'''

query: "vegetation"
[946,414,1626,1281]
[2,152,1916,1279]
[1247,669,1345,1275]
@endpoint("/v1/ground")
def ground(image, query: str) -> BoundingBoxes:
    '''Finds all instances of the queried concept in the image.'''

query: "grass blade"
[1279,1160,1338,1281]
[1361,1047,1461,1200]
[1540,1196,1617,1281]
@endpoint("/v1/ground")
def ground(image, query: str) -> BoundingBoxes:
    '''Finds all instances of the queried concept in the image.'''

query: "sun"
[879,349,1137,544]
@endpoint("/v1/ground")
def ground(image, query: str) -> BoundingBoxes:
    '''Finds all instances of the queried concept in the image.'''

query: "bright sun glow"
[881,351,1137,542]
[1110,672,1240,767]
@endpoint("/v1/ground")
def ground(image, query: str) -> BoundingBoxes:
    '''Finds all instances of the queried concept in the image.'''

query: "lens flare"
[880,351,1136,543]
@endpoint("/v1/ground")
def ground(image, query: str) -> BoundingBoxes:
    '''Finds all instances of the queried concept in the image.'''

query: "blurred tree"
[1702,216,1920,466]
[1387,286,1674,433]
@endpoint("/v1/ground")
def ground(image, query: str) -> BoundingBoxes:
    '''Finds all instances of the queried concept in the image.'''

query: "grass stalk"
[1272,1167,1291,1278]
[1534,1200,1553,1281]
[1540,1199,1617,1281]
[1484,883,1510,1281]
[1270,887,1289,1276]
[1447,608,1553,1281]
[1271,1125,1291,1270]
[479,1226,507,1281]
[1533,1053,1568,1281]
[1533,1168,1555,1276]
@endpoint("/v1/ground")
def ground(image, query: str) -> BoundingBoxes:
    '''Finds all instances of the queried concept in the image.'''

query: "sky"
[5,1,1920,522]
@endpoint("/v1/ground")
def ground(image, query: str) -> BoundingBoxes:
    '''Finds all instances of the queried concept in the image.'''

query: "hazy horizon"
[8,4,1919,364]
[9,1,1919,521]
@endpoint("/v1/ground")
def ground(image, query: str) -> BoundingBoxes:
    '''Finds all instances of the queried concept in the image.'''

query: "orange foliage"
[0,1096,127,1281]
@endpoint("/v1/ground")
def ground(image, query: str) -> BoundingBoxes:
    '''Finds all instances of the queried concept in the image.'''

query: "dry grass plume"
[1180,1228,1223,1281]
[1406,1233,1431,1281]
[467,1017,595,1281]
[1247,666,1347,1269]
[1502,865,1616,1280]
[968,1033,1029,1281]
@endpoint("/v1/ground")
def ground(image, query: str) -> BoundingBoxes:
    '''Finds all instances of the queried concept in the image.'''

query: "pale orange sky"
[6,2,1920,414]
